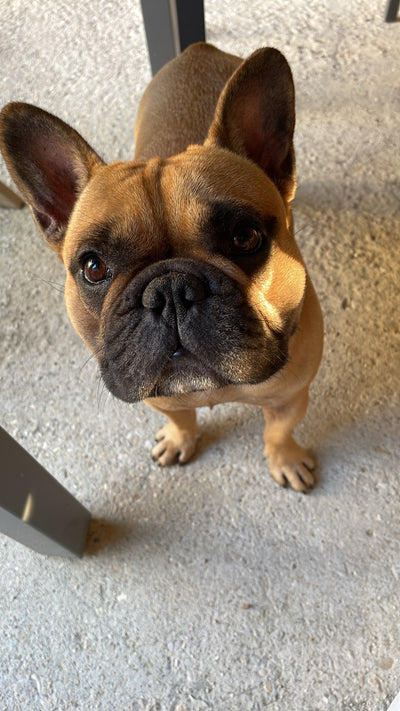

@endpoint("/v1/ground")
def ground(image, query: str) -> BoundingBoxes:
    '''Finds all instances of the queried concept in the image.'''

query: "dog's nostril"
[141,286,166,311]
[178,279,209,305]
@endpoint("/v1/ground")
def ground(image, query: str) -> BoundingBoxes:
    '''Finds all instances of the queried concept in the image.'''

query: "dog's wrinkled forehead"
[64,145,286,260]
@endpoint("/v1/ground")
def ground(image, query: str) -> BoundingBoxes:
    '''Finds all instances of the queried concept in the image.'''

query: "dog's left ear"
[0,102,104,251]
[206,48,296,202]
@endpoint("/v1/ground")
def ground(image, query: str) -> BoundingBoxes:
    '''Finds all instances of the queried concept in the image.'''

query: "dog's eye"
[232,226,263,254]
[82,255,112,284]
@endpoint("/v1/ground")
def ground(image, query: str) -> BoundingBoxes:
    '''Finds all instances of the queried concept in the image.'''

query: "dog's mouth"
[145,347,229,398]
[100,335,236,402]
[98,258,288,403]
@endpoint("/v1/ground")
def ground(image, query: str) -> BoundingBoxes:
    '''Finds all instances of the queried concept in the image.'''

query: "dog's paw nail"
[268,445,316,493]
[150,425,199,466]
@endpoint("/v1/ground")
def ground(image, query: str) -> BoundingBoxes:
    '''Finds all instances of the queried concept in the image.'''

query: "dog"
[0,42,323,492]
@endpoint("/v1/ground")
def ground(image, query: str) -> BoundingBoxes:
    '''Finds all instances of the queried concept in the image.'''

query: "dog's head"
[0,48,306,402]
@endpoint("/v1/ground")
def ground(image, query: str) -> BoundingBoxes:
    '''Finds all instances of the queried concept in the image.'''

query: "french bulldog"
[0,42,323,492]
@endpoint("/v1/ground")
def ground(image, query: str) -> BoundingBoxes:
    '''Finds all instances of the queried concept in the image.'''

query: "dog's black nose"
[141,273,209,316]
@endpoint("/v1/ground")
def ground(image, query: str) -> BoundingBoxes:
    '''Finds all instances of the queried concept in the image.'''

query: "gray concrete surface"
[0,1,399,709]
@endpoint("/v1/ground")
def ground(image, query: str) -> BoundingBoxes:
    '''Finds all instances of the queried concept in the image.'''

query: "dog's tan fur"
[0,43,323,492]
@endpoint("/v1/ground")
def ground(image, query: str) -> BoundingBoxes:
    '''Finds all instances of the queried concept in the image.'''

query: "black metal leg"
[0,426,91,557]
[385,0,400,21]
[140,0,205,75]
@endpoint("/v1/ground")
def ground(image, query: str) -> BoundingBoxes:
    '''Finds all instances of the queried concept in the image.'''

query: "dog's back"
[134,43,241,161]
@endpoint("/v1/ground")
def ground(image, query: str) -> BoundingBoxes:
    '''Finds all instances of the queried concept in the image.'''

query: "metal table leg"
[140,0,205,75]
[0,426,91,558]
[385,0,400,21]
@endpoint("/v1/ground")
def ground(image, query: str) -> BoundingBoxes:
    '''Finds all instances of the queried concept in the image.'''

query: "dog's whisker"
[79,351,97,374]
[294,222,312,237]
[79,345,105,375]
[29,272,65,294]
[96,375,110,413]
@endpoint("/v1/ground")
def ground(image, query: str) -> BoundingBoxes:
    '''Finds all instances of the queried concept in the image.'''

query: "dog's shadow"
[194,403,264,459]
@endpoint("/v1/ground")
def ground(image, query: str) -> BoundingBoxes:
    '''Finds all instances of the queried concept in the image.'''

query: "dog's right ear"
[0,103,104,251]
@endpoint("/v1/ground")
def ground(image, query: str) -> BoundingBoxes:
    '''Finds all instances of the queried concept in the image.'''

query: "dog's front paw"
[265,440,315,493]
[151,423,200,466]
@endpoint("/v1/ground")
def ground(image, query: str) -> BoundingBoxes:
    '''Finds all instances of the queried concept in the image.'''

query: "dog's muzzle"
[99,258,287,402]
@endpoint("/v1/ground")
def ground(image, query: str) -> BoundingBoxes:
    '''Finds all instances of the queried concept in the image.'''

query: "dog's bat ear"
[206,48,296,202]
[0,103,104,250]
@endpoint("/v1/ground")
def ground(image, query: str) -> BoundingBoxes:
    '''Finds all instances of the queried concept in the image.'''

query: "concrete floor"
[0,0,399,709]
